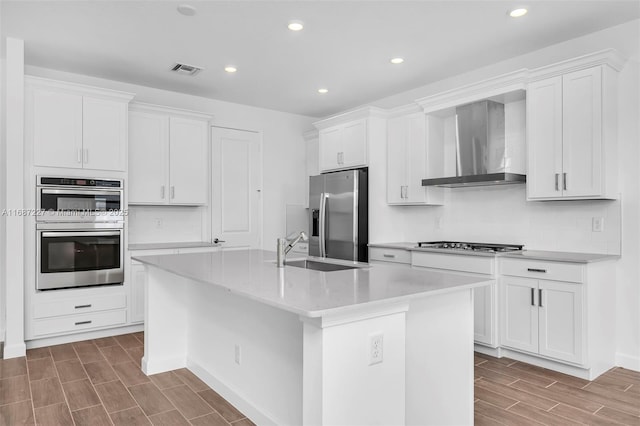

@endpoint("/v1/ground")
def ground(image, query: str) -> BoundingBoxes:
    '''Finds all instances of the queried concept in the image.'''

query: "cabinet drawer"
[369,247,411,264]
[412,252,495,275]
[500,258,584,283]
[33,309,127,337]
[34,294,126,319]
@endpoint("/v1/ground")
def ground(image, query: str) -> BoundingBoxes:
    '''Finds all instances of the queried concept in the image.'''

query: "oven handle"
[41,231,121,238]
[40,189,122,196]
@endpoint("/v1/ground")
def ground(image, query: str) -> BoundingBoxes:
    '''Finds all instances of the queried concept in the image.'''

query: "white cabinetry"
[527,63,620,200]
[315,107,385,172]
[368,247,411,265]
[412,251,497,347]
[129,103,211,205]
[499,257,615,378]
[304,130,319,208]
[26,76,133,171]
[387,112,443,205]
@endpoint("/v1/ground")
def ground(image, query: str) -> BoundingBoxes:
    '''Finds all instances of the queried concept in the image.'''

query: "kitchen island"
[133,249,492,426]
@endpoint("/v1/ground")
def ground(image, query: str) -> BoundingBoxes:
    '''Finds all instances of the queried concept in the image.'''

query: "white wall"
[25,65,315,248]
[366,20,640,369]
[0,43,6,345]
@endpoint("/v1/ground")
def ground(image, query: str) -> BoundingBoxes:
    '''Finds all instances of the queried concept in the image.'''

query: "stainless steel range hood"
[422,100,526,188]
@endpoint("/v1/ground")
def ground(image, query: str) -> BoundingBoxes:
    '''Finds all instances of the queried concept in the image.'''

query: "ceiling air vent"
[171,63,203,76]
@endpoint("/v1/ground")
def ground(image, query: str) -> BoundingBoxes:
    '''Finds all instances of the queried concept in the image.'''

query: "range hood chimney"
[422,100,526,188]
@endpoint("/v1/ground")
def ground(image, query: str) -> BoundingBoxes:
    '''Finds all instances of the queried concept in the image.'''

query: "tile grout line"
[24,358,38,426]
[77,340,115,426]
[544,380,558,389]
[592,405,605,415]
[504,401,520,411]
[109,336,151,423]
[622,384,633,392]
[48,348,76,426]
[546,402,560,412]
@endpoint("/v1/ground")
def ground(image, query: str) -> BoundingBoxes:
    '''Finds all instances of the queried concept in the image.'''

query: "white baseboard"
[26,324,144,349]
[616,352,640,372]
[3,341,27,359]
[187,358,279,426]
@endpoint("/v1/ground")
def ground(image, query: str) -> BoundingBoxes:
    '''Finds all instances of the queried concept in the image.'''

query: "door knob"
[213,238,226,244]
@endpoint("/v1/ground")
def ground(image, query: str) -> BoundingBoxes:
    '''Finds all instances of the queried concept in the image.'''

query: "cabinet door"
[474,285,495,346]
[169,117,208,205]
[386,115,408,204]
[305,136,319,208]
[538,280,584,364]
[128,111,169,204]
[527,76,563,199]
[31,87,83,169]
[562,67,602,198]
[500,276,538,353]
[341,119,367,168]
[130,263,146,324]
[83,97,127,171]
[319,127,342,171]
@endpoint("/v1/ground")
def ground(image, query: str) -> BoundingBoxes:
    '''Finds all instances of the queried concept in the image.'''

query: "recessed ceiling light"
[318,88,328,94]
[224,66,237,73]
[390,57,404,64]
[288,20,304,31]
[509,8,528,18]
[177,4,197,16]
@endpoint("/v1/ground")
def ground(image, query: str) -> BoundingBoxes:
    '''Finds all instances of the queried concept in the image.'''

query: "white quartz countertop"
[368,243,619,263]
[129,241,219,251]
[501,250,620,263]
[132,249,491,318]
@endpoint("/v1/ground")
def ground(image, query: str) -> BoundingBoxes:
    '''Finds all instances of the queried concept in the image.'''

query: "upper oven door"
[37,187,123,222]
[36,225,124,290]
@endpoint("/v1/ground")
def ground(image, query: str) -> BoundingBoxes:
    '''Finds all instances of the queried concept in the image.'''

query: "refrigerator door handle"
[319,192,328,257]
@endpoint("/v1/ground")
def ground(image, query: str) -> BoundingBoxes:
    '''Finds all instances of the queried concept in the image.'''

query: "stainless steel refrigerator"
[308,168,368,262]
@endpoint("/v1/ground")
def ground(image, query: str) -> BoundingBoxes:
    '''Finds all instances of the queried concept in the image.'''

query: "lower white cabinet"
[500,275,583,364]
[499,258,615,377]
[368,247,411,265]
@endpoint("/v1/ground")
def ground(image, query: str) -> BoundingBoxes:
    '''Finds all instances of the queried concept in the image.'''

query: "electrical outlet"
[154,218,163,229]
[234,344,241,365]
[592,217,604,232]
[369,333,383,365]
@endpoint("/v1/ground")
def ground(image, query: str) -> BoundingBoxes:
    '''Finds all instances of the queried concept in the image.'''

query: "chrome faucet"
[277,231,308,267]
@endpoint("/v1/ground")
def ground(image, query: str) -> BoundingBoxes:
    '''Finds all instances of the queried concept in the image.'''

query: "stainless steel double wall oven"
[36,176,124,290]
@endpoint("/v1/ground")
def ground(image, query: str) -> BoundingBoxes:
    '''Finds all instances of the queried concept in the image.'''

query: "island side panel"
[303,304,409,426]
[405,288,475,426]
[185,280,304,426]
[143,267,189,375]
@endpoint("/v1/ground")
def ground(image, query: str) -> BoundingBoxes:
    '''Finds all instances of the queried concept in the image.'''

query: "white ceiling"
[2,1,639,118]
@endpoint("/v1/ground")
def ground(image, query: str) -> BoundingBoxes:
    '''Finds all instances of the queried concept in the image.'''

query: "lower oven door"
[37,227,124,290]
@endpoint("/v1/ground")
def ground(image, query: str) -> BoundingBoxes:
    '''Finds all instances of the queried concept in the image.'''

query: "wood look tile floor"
[0,333,255,426]
[1,334,639,425]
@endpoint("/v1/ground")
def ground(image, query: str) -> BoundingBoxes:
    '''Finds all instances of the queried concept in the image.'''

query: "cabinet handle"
[75,320,92,326]
[213,238,226,244]
[171,186,175,199]
[563,173,567,190]
[527,268,547,273]
[74,304,92,309]
[83,149,89,164]
[337,152,341,165]
[531,288,535,306]
[161,186,165,199]
[339,152,344,164]
[555,173,559,191]
[383,254,396,258]
[404,186,408,199]
[539,289,543,307]
[77,148,82,163]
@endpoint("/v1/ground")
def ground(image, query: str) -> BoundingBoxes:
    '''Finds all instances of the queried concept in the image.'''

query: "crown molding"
[129,101,213,121]
[313,106,387,130]
[527,49,628,82]
[25,75,135,102]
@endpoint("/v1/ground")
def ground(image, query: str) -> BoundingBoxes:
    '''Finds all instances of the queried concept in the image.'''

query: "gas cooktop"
[416,241,524,253]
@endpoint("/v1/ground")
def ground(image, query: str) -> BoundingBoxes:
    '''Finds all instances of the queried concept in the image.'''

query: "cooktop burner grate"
[416,241,524,253]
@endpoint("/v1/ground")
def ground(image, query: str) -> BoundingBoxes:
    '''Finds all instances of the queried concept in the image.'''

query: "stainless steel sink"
[284,259,360,272]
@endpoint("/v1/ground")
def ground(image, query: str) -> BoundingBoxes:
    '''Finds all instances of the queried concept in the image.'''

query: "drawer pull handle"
[539,289,543,307]
[527,268,547,273]
[75,320,92,326]
[531,288,535,306]
[383,254,396,258]
[74,304,92,309]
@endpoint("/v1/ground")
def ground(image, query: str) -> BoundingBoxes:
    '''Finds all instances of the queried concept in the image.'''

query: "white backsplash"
[128,205,208,244]
[401,185,621,255]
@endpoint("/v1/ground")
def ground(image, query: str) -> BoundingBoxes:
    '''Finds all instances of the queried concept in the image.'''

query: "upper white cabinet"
[527,59,621,200]
[128,103,211,205]
[387,112,443,205]
[304,130,319,208]
[314,107,385,172]
[26,76,133,171]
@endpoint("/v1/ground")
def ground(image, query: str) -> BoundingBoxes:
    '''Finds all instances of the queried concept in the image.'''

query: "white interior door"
[211,127,262,249]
